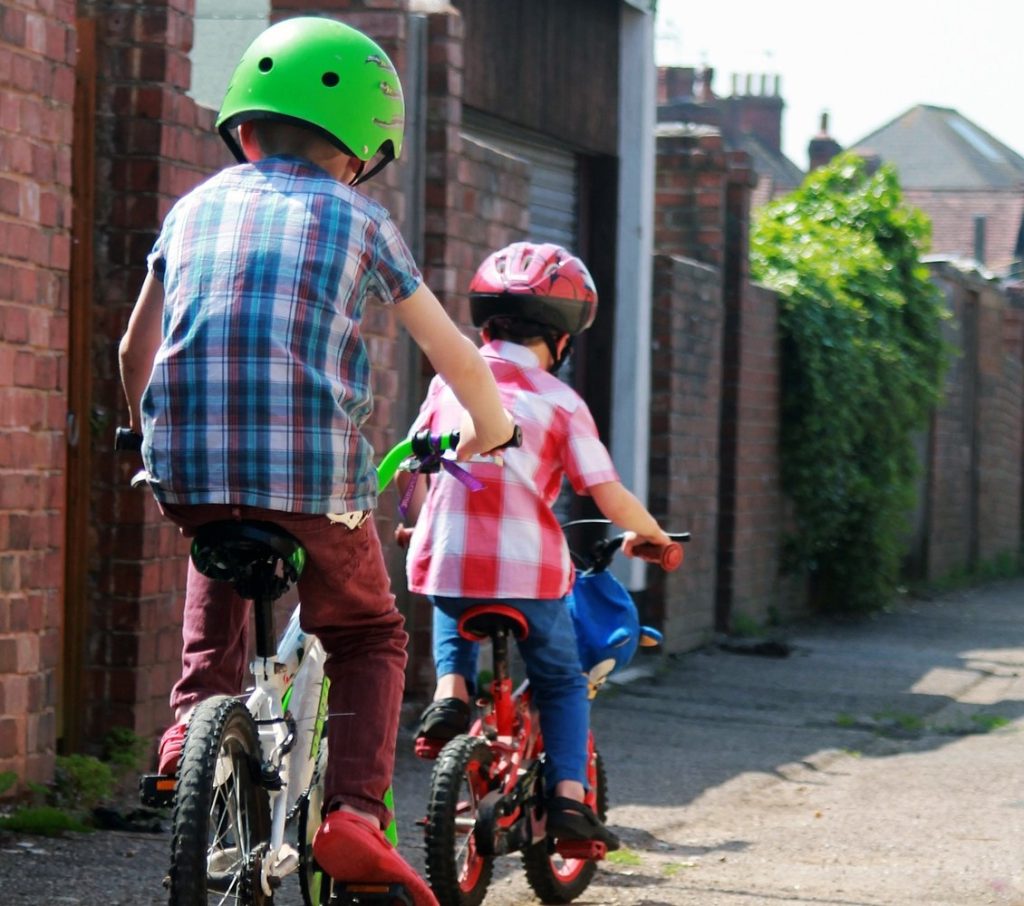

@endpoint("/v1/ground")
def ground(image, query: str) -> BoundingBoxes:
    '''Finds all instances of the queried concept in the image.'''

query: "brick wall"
[0,0,76,786]
[82,0,229,752]
[647,255,722,650]
[654,126,729,269]
[922,262,1024,581]
[726,281,803,625]
[400,7,531,691]
[651,124,802,642]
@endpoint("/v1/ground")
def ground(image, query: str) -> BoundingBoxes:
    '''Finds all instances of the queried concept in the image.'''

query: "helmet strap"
[547,334,573,375]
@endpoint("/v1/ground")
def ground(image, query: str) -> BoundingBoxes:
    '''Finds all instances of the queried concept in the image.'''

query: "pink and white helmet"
[469,242,598,336]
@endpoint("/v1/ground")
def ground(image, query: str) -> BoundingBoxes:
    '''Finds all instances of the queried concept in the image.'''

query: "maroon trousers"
[161,503,408,827]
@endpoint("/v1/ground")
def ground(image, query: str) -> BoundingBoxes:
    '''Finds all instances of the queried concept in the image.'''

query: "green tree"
[750,153,949,612]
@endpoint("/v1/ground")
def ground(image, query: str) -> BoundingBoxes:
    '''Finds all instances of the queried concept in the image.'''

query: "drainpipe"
[612,2,656,589]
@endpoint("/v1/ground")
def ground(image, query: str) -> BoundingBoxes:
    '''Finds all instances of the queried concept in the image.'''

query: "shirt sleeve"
[562,398,620,494]
[366,211,423,304]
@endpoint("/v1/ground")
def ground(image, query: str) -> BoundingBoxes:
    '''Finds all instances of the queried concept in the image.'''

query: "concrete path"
[2,579,1022,905]
[392,578,1024,905]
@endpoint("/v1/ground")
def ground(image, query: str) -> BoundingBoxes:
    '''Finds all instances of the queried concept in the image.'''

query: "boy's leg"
[514,597,591,788]
[430,598,480,693]
[515,597,618,847]
[158,504,254,775]
[290,515,408,829]
[413,599,477,746]
[171,560,251,712]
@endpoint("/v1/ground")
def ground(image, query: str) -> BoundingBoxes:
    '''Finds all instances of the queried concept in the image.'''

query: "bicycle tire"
[168,695,272,905]
[522,748,608,904]
[423,734,495,906]
[298,743,328,906]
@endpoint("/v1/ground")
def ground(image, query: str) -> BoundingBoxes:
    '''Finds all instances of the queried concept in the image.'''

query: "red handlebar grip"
[631,541,684,571]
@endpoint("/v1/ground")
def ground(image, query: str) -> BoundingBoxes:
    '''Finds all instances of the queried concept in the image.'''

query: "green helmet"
[216,16,404,183]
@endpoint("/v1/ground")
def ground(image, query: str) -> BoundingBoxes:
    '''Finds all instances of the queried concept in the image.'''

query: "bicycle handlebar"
[571,524,691,574]
[115,428,143,452]
[376,424,522,491]
[115,425,522,494]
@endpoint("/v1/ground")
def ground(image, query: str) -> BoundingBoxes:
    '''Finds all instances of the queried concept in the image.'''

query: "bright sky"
[654,1,1024,170]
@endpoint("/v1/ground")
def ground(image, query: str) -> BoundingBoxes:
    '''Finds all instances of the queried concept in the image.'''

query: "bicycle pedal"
[413,738,444,760]
[328,881,413,905]
[138,773,176,808]
[554,839,607,860]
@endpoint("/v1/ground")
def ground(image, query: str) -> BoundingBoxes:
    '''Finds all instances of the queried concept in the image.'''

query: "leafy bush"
[53,755,115,812]
[751,154,949,612]
[102,727,148,778]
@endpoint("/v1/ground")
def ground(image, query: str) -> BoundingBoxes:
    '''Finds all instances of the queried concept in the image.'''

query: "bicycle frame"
[244,605,329,882]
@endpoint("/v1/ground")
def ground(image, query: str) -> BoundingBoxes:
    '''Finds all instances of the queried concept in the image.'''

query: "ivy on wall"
[751,154,950,612]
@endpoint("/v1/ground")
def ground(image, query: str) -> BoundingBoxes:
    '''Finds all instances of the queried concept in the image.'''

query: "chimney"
[697,66,715,102]
[973,215,987,266]
[808,111,842,171]
[658,66,696,104]
[719,72,783,153]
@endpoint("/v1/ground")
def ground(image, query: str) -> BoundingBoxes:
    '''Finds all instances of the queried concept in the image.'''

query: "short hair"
[249,119,338,159]
[483,317,561,345]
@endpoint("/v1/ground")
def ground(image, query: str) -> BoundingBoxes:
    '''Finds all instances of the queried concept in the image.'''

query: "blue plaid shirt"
[140,157,421,513]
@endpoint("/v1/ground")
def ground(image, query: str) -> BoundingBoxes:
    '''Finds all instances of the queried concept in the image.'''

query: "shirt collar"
[481,339,542,369]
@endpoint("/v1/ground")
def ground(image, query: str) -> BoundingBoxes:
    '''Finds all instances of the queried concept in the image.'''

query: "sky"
[654,1,1024,170]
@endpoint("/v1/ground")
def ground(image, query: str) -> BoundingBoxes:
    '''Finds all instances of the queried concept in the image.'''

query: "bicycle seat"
[458,604,530,641]
[190,520,306,602]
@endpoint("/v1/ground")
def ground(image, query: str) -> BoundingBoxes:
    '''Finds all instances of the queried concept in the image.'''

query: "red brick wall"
[0,0,76,786]
[647,255,722,650]
[651,126,802,641]
[83,1,229,752]
[654,127,728,269]
[726,281,804,624]
[400,8,530,691]
[922,263,1024,581]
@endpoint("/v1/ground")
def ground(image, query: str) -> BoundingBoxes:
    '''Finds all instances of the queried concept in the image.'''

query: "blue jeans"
[430,595,590,791]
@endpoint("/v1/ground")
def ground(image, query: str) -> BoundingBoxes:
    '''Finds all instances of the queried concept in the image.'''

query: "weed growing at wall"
[751,154,949,612]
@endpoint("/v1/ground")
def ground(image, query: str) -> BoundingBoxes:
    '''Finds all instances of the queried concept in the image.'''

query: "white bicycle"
[122,428,410,906]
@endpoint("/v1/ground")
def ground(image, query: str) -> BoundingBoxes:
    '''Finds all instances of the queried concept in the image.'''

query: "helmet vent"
[258,56,273,73]
[322,71,340,87]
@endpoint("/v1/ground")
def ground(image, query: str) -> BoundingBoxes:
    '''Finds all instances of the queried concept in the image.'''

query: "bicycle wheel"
[298,744,328,906]
[169,696,272,905]
[423,735,494,906]
[522,746,608,904]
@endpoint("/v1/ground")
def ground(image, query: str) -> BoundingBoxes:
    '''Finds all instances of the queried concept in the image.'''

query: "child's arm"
[118,271,164,433]
[589,480,673,555]
[395,283,514,459]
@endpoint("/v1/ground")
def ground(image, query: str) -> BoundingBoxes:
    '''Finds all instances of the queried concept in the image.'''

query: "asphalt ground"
[2,578,1023,905]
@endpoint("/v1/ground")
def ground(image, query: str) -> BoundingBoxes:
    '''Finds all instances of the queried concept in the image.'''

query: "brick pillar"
[654,128,728,268]
[647,255,723,651]
[0,0,77,787]
[84,0,228,751]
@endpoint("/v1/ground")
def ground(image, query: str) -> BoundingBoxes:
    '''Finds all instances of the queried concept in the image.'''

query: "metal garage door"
[463,112,580,251]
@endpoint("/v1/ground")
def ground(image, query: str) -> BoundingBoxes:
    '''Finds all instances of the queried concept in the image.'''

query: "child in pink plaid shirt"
[403,242,671,847]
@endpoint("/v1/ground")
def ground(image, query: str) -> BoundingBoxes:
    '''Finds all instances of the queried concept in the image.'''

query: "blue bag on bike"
[567,570,663,695]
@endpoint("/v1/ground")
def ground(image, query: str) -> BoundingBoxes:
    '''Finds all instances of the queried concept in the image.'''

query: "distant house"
[657,66,805,209]
[851,105,1024,278]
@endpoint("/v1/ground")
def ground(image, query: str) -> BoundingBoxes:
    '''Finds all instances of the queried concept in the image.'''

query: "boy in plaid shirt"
[403,242,671,847]
[118,18,512,903]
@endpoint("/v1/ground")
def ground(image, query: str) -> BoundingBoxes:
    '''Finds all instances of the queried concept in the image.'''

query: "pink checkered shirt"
[406,340,619,600]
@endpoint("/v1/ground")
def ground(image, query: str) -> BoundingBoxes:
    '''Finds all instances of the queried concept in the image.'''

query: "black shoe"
[545,797,620,851]
[415,697,471,744]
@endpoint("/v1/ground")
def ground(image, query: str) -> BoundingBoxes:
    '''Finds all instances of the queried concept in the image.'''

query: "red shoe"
[157,722,187,776]
[313,810,439,906]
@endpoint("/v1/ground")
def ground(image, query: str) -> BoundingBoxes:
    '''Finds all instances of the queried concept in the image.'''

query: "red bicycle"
[408,501,687,906]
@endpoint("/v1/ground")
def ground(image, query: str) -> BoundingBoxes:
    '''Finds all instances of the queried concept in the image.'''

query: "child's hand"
[622,528,673,557]
[394,524,414,549]
[454,409,516,462]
